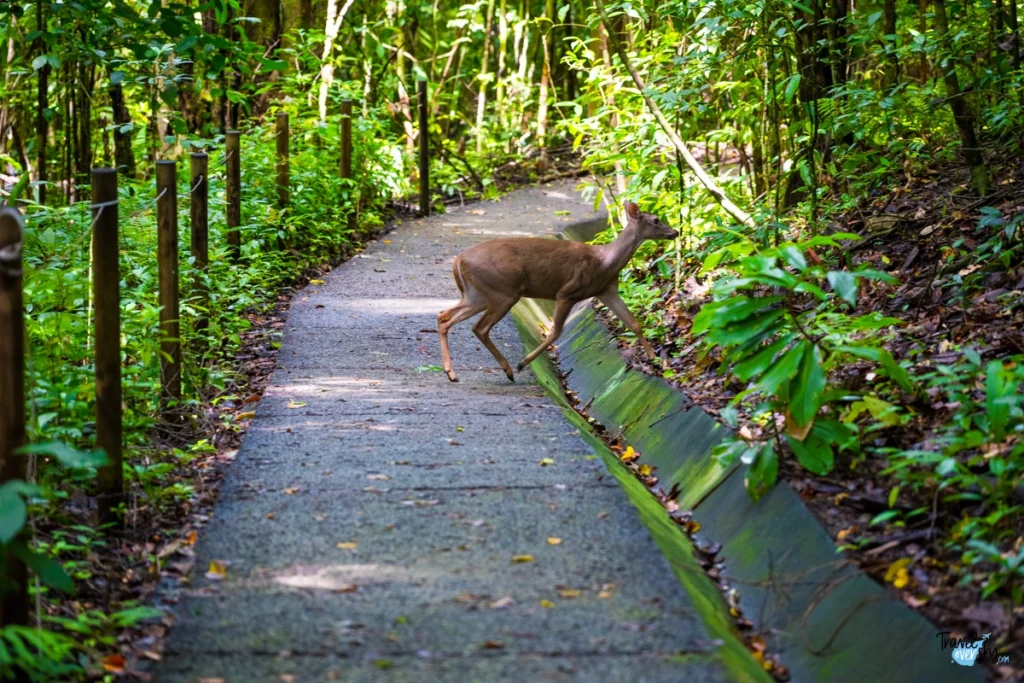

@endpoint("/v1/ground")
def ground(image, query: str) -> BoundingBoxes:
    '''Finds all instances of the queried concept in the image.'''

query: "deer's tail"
[452,256,466,294]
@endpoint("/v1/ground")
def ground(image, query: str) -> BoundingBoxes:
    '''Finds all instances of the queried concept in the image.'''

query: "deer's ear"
[624,201,640,219]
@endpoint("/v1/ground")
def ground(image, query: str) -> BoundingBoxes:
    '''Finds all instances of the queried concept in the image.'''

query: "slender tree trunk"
[536,0,554,164]
[475,0,496,152]
[882,0,899,86]
[495,0,509,121]
[933,0,990,196]
[35,3,49,205]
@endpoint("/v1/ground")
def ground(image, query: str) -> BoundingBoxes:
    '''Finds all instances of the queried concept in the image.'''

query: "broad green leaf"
[757,341,807,397]
[745,442,778,502]
[11,542,75,593]
[691,296,782,336]
[0,484,27,543]
[733,336,792,382]
[786,434,834,475]
[707,309,786,346]
[784,73,801,103]
[789,344,824,426]
[827,270,857,306]
[16,442,107,469]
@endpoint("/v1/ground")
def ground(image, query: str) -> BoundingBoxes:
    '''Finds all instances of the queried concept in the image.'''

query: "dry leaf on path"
[205,560,228,580]
[547,537,562,545]
[511,554,534,563]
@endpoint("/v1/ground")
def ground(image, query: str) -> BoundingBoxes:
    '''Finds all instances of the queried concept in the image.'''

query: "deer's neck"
[599,222,642,276]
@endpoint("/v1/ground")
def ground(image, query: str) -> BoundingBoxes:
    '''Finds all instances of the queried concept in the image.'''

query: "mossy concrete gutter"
[510,218,981,683]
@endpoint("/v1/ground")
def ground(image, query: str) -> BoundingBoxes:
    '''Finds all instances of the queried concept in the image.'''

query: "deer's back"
[457,237,607,301]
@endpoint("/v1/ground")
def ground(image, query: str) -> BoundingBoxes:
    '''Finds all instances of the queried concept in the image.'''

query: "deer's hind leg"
[438,296,486,382]
[472,297,520,382]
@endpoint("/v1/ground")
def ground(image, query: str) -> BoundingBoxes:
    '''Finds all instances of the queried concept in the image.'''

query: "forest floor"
[144,181,750,682]
[599,147,1024,679]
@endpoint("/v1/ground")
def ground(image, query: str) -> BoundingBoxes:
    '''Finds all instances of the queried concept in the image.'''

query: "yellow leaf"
[186,530,197,545]
[884,557,912,584]
[834,493,849,505]
[620,446,638,463]
[382,240,392,244]
[598,591,613,599]
[557,589,581,599]
[539,458,555,466]
[510,554,534,563]
[540,600,555,608]
[547,537,562,545]
[283,487,301,495]
[638,464,652,476]
[337,542,358,550]
[310,279,326,285]
[236,411,256,421]
[893,568,911,589]
[287,401,307,409]
[205,560,227,580]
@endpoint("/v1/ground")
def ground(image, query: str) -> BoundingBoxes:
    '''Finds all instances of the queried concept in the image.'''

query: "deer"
[437,201,678,383]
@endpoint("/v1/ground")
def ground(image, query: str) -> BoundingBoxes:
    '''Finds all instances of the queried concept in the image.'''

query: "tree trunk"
[933,0,990,196]
[110,83,136,179]
[35,4,49,205]
[882,0,899,86]
[475,0,496,153]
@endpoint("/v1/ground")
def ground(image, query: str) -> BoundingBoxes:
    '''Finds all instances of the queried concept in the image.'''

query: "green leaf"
[707,309,786,347]
[985,361,1014,440]
[786,434,834,475]
[0,484,27,543]
[784,73,801,103]
[835,345,914,391]
[733,336,792,382]
[691,296,782,336]
[10,542,75,593]
[16,442,107,469]
[788,344,824,425]
[826,271,857,306]
[758,341,807,397]
[745,442,778,502]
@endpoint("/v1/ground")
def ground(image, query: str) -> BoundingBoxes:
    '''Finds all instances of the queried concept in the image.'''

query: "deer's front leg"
[517,298,575,372]
[598,289,657,361]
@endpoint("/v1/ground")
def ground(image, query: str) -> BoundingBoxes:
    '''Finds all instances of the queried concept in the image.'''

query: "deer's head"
[624,201,678,241]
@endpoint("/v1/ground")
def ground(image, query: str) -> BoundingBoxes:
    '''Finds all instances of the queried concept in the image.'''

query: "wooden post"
[91,168,123,525]
[0,207,28,632]
[418,79,429,217]
[156,161,181,417]
[190,153,209,337]
[276,113,289,209]
[340,99,352,180]
[226,130,241,261]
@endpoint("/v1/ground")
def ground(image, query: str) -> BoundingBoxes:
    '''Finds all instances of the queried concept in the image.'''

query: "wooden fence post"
[0,207,28,632]
[226,130,241,261]
[418,79,430,217]
[276,113,289,209]
[91,168,123,526]
[156,161,181,418]
[340,99,352,181]
[190,153,209,337]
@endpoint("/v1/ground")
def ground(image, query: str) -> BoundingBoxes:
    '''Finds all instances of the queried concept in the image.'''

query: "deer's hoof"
[505,369,515,383]
[445,370,459,382]
[516,362,526,373]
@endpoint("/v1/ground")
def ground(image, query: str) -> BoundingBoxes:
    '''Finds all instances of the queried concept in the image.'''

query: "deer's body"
[438,201,677,383]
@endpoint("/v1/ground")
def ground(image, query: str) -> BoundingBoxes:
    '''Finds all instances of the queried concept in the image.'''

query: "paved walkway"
[156,181,735,682]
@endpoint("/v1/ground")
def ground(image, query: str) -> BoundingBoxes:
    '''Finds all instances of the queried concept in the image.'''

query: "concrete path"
[156,181,737,682]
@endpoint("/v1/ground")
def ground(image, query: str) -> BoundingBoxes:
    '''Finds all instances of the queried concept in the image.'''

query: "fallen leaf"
[620,446,638,463]
[186,530,197,545]
[310,279,325,285]
[511,554,534,563]
[337,542,358,550]
[367,474,391,481]
[638,464,652,477]
[480,640,504,649]
[236,411,256,421]
[490,596,514,608]
[287,401,307,409]
[332,584,358,593]
[539,458,555,467]
[547,537,562,545]
[467,209,487,215]
[540,600,555,608]
[283,487,301,495]
[205,560,227,580]
[102,654,126,673]
[596,511,609,519]
[266,512,275,520]
[557,589,581,599]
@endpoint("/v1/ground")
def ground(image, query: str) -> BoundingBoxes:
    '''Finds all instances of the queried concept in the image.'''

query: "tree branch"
[594,0,755,228]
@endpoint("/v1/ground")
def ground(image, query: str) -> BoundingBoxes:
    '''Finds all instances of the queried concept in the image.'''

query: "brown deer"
[437,201,678,382]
